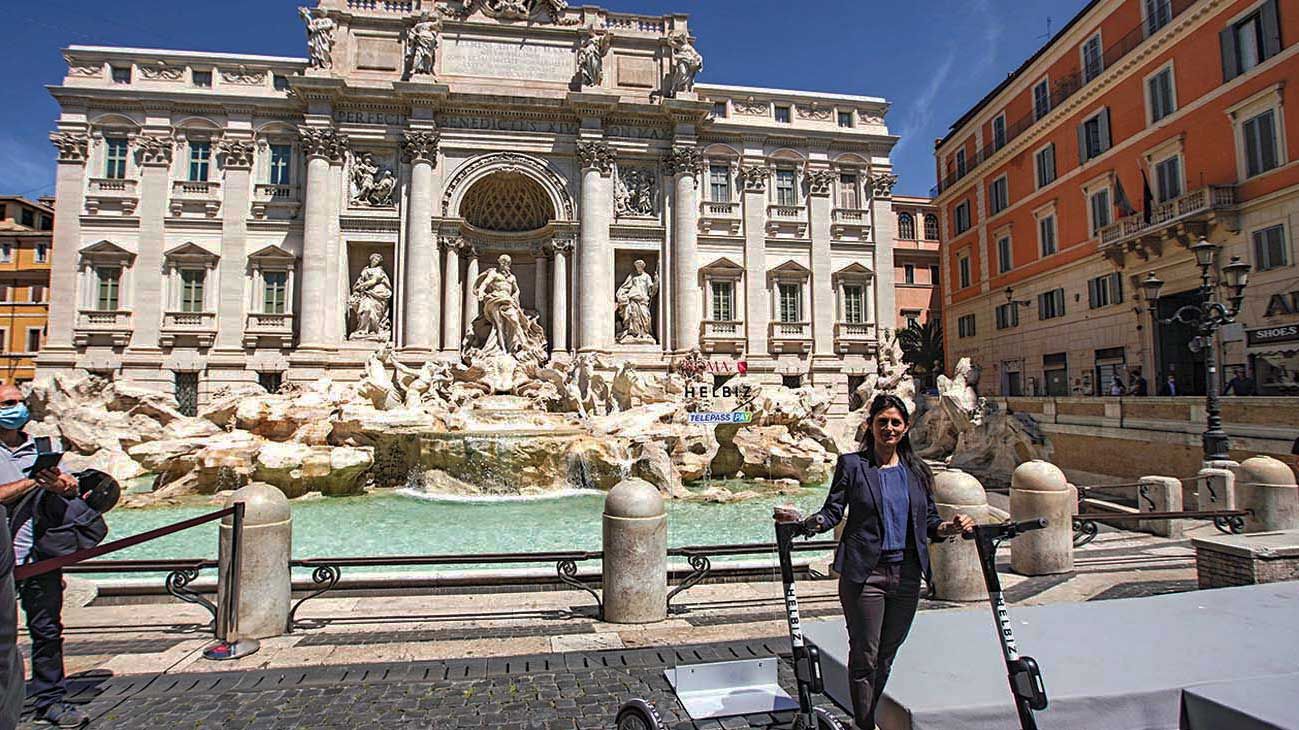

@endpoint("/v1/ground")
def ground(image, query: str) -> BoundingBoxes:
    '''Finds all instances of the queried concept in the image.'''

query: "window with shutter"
[1243,110,1280,177]
[1035,145,1056,188]
[1148,68,1176,123]
[1155,156,1183,202]
[1253,225,1289,270]
[898,213,915,239]
[924,214,939,240]
[1082,35,1104,82]
[1145,0,1172,35]
[1039,215,1057,256]
[993,114,1006,150]
[1033,80,1050,120]
[997,236,1012,273]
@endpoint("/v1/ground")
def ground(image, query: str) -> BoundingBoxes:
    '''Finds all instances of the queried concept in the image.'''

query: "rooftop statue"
[299,7,337,70]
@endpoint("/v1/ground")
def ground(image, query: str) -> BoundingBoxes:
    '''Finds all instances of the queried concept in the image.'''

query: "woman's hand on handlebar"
[772,505,804,524]
[937,512,976,538]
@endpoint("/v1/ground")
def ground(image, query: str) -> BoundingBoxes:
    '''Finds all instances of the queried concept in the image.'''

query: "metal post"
[1201,324,1229,462]
[204,502,261,661]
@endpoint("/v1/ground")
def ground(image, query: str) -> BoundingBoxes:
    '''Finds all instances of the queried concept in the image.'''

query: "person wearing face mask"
[776,394,975,730]
[0,384,86,728]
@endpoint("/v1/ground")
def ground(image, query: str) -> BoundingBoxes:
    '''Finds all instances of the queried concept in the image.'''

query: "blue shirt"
[878,463,912,561]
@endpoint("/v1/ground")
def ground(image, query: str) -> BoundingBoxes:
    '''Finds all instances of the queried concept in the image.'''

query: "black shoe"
[38,702,88,728]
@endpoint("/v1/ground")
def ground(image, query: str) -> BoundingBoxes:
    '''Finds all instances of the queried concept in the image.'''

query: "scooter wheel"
[615,699,666,730]
[812,705,846,730]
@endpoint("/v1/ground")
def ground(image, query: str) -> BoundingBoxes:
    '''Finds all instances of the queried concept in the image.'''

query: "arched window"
[924,213,939,240]
[897,212,916,240]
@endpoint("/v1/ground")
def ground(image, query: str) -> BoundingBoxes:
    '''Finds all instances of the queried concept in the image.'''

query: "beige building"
[0,197,55,385]
[38,0,901,414]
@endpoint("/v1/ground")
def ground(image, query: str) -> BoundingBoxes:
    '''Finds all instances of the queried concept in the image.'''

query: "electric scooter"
[614,520,843,730]
[963,518,1051,730]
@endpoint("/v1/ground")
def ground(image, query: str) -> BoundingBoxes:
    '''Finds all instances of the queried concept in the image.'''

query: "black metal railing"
[666,540,838,614]
[1072,479,1248,546]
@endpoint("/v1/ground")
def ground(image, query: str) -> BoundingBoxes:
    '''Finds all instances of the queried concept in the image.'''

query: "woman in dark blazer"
[776,394,973,730]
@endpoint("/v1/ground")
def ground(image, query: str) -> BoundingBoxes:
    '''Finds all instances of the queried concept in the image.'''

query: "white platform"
[802,581,1299,730]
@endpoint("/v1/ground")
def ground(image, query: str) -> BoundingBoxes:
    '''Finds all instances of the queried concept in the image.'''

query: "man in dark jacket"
[1223,367,1257,396]
[1127,367,1149,396]
[1,503,22,730]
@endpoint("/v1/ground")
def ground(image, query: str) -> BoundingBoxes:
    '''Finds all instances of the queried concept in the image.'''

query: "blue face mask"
[0,403,30,431]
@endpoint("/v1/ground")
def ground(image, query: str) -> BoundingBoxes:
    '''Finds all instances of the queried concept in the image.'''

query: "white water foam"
[394,486,605,503]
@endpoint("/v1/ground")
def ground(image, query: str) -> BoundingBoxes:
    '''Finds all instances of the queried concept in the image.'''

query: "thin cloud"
[892,50,956,159]
[0,132,54,197]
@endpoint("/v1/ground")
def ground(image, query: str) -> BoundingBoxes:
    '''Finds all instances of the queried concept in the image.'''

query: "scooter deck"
[665,658,799,720]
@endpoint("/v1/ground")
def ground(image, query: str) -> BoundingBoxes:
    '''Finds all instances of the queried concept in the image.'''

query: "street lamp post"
[1140,238,1251,462]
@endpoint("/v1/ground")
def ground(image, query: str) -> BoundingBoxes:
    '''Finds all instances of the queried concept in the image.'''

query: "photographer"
[0,385,87,728]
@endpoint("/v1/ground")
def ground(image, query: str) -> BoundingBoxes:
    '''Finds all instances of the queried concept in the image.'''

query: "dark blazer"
[807,452,945,584]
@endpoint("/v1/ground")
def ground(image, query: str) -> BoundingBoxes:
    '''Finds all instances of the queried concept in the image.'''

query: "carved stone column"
[808,167,837,357]
[551,237,572,353]
[667,145,703,352]
[441,237,462,355]
[740,164,770,355]
[402,130,441,352]
[534,245,549,339]
[216,138,256,351]
[576,141,615,352]
[130,132,176,351]
[298,127,347,349]
[462,244,480,327]
[869,170,899,343]
[43,132,90,352]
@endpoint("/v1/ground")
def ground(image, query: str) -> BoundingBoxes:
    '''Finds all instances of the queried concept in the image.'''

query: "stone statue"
[665,32,702,97]
[616,260,658,344]
[614,167,657,217]
[350,153,396,207]
[407,14,441,77]
[465,254,548,366]
[348,254,393,341]
[577,29,610,87]
[299,7,337,70]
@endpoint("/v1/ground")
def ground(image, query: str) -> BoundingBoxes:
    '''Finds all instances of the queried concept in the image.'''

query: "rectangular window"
[838,174,859,209]
[174,372,198,417]
[180,269,205,313]
[843,285,865,324]
[1243,110,1280,178]
[0,244,10,263]
[992,114,1007,150]
[1148,67,1176,123]
[924,215,939,240]
[38,215,51,231]
[1145,0,1172,35]
[192,69,212,88]
[838,111,854,128]
[1237,13,1264,73]
[712,101,727,118]
[30,285,44,303]
[708,164,731,203]
[995,303,1019,330]
[958,314,976,338]
[1253,224,1289,271]
[269,144,293,186]
[1090,189,1112,234]
[20,210,33,228]
[778,283,801,322]
[905,313,921,330]
[929,265,940,284]
[188,141,211,182]
[774,105,791,124]
[1038,288,1066,320]
[1039,214,1057,256]
[263,271,288,314]
[1082,34,1104,82]
[1035,144,1056,188]
[1033,79,1051,120]
[989,176,1008,214]
[258,371,283,393]
[1088,272,1125,308]
[96,267,121,310]
[958,254,971,289]
[25,329,41,354]
[904,264,915,284]
[997,236,1012,273]
[1080,109,1111,162]
[955,149,967,177]
[712,280,735,321]
[105,137,130,180]
[954,201,971,234]
[110,65,131,84]
[0,286,8,302]
[1222,2,1281,81]
[1155,156,1182,202]
[273,74,290,91]
[35,244,48,263]
[774,170,797,206]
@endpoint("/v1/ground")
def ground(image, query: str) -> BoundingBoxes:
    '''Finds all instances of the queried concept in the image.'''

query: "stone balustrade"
[74,309,133,347]
[699,319,745,353]
[161,310,217,347]
[768,320,812,353]
[243,312,295,348]
[170,179,222,217]
[85,177,140,215]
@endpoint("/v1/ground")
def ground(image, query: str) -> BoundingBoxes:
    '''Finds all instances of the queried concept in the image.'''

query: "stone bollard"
[602,478,667,623]
[217,482,291,640]
[1009,460,1074,575]
[1136,476,1183,538]
[1198,463,1237,512]
[930,468,991,601]
[1233,456,1299,532]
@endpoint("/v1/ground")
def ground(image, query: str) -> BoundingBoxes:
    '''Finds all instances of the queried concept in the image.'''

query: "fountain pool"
[98,482,833,570]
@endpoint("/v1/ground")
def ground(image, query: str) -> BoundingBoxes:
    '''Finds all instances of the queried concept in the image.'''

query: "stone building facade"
[38,0,899,414]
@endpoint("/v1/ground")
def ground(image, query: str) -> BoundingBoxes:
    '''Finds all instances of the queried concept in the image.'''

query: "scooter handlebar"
[962,518,1049,541]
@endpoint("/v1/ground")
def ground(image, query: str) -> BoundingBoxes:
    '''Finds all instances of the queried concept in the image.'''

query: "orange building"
[0,197,54,386]
[891,195,942,330]
[935,0,1299,396]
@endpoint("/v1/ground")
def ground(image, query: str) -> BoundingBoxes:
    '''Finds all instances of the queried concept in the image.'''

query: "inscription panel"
[355,35,401,72]
[443,37,573,82]
[617,55,656,89]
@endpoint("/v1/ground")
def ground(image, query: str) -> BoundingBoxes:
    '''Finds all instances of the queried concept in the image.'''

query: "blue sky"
[2,0,1087,199]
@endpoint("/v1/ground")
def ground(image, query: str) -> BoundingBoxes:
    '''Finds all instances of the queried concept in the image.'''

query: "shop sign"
[1264,291,1299,317]
[1247,324,1299,347]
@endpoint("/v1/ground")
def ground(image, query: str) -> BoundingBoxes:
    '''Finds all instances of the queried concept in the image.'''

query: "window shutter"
[1038,294,1046,320]
[1260,0,1282,60]
[1088,278,1098,308]
[1220,26,1239,82]
[1056,289,1065,315]
[1113,273,1124,303]
[1099,108,1112,153]
[1077,122,1088,163]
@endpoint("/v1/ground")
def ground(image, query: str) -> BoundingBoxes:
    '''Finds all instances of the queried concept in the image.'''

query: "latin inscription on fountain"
[443,37,572,82]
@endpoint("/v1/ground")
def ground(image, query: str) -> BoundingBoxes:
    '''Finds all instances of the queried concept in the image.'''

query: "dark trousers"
[17,570,66,712]
[838,557,922,730]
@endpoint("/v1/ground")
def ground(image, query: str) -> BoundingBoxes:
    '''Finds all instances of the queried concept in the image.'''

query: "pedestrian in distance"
[775,393,974,730]
[1109,376,1125,396]
[1159,373,1178,396]
[1127,367,1149,397]
[1223,367,1257,396]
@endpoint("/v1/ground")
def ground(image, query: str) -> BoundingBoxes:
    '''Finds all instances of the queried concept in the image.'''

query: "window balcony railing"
[831,208,872,240]
[765,204,808,238]
[936,0,1197,194]
[700,319,745,354]
[768,320,812,354]
[161,310,217,348]
[699,200,742,236]
[767,204,805,220]
[1097,185,1237,261]
[170,180,222,217]
[834,321,875,353]
[702,201,740,217]
[85,178,139,215]
[244,312,295,348]
[74,309,132,347]
[251,184,302,220]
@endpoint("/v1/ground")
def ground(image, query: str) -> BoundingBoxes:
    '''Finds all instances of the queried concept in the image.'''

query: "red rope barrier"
[14,506,235,581]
